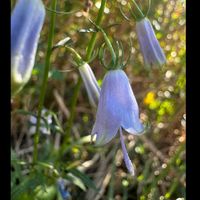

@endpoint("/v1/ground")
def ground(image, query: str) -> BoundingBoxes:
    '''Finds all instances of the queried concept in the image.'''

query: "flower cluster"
[78,9,166,175]
[11,0,166,176]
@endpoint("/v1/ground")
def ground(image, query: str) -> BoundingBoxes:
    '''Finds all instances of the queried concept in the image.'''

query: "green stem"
[145,0,151,17]
[64,77,82,143]
[33,0,57,163]
[131,0,145,19]
[85,0,107,62]
[60,0,107,155]
[164,177,179,199]
[64,46,84,66]
[95,25,116,64]
[107,145,118,200]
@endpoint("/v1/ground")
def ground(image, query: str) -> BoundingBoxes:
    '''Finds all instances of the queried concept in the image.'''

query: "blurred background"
[11,0,185,199]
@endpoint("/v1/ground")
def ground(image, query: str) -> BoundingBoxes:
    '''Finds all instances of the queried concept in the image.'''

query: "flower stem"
[33,0,57,163]
[101,32,116,63]
[131,0,145,19]
[64,77,82,143]
[61,0,107,152]
[145,0,151,17]
[85,0,107,62]
[64,46,84,66]
[91,22,116,64]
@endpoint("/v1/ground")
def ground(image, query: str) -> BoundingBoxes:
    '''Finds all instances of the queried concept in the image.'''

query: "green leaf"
[11,149,23,190]
[68,168,98,191]
[36,161,60,177]
[11,177,38,200]
[34,185,57,200]
[66,173,86,191]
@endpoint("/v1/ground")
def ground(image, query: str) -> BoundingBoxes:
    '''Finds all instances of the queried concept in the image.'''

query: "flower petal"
[120,128,135,176]
[111,70,144,134]
[92,70,123,145]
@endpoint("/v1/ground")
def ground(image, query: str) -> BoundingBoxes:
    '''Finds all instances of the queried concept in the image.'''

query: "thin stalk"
[60,0,107,154]
[107,145,118,200]
[61,47,86,142]
[33,0,57,163]
[64,77,82,143]
[85,0,107,62]
[94,24,116,64]
[62,48,83,143]
[164,177,179,199]
[131,0,145,19]
[64,46,84,66]
[45,6,79,15]
[128,3,137,20]
[145,0,151,17]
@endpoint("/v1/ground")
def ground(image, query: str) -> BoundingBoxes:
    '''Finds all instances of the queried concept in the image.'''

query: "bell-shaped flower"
[78,63,100,107]
[11,0,45,95]
[136,17,166,68]
[92,69,144,175]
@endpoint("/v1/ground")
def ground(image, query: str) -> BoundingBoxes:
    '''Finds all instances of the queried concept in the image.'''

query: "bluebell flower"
[92,69,144,175]
[78,63,101,107]
[11,0,45,95]
[136,17,166,68]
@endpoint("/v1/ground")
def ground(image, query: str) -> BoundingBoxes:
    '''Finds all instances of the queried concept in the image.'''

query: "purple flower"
[92,69,144,175]
[136,18,166,68]
[11,0,45,95]
[78,63,101,107]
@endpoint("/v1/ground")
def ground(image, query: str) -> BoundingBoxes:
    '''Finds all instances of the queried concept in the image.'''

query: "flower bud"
[78,63,100,107]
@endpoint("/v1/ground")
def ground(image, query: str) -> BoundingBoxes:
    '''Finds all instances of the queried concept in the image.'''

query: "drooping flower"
[11,0,45,95]
[78,62,101,107]
[136,17,166,68]
[92,69,144,175]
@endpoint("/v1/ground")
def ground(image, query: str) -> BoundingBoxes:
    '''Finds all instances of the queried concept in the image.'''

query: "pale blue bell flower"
[92,69,144,175]
[11,0,45,95]
[136,18,166,68]
[78,63,101,107]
